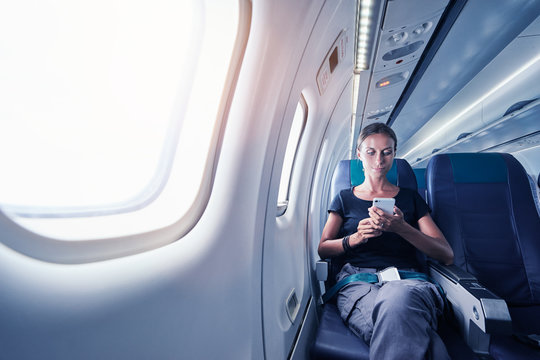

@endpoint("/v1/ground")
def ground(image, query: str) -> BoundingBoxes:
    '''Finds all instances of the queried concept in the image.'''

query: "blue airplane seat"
[312,303,370,360]
[413,168,428,202]
[329,159,427,274]
[329,159,418,200]
[311,158,478,360]
[426,153,540,359]
[528,173,540,218]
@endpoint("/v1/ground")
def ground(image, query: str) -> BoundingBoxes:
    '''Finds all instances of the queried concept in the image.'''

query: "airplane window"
[0,0,240,241]
[277,96,307,216]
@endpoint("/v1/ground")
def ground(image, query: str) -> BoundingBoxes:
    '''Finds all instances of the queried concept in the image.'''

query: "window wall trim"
[0,0,252,264]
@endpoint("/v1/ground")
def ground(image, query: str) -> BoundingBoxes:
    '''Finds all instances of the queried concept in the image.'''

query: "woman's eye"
[383,151,393,156]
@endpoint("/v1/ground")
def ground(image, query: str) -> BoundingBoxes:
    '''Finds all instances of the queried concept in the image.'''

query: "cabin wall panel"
[260,0,355,358]
[0,0,329,359]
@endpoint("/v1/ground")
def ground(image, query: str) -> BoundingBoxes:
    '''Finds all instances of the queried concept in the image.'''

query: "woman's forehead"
[360,133,395,148]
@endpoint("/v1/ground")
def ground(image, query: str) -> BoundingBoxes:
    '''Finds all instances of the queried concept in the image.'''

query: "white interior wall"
[0,0,334,359]
[260,0,355,358]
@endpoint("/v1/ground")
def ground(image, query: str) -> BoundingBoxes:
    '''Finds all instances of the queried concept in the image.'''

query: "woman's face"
[357,133,395,177]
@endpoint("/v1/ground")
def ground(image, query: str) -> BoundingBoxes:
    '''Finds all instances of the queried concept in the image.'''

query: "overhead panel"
[392,0,540,152]
[411,101,540,168]
[398,11,540,166]
[362,0,448,126]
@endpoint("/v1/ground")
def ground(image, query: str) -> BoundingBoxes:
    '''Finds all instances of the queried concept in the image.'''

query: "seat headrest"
[441,153,508,183]
[412,168,426,189]
[330,158,417,200]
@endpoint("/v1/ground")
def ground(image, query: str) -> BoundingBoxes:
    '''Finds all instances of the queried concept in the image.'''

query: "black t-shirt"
[328,187,430,269]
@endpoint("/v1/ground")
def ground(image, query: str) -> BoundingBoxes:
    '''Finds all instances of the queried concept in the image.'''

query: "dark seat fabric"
[311,158,477,360]
[413,168,427,201]
[311,304,369,360]
[489,334,540,360]
[311,304,479,360]
[426,153,540,359]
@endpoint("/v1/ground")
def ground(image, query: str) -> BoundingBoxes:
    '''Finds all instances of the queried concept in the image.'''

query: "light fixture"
[352,73,361,113]
[354,0,382,72]
[353,0,383,118]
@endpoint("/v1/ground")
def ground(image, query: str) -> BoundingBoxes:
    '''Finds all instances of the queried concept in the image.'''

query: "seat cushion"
[490,334,540,360]
[437,319,481,360]
[311,303,479,360]
[509,305,540,334]
[311,304,369,360]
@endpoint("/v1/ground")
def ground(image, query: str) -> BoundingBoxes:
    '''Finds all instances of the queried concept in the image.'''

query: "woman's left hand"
[368,205,405,232]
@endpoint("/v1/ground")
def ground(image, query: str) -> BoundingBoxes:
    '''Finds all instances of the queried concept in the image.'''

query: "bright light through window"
[278,97,307,211]
[0,0,239,240]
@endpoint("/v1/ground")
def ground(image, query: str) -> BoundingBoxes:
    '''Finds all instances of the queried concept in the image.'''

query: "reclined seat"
[310,158,479,360]
[426,153,540,359]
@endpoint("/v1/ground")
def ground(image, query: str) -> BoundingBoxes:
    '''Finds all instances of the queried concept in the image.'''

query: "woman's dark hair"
[357,122,397,151]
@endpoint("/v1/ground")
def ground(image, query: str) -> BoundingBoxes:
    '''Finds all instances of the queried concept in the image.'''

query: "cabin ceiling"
[354,0,540,167]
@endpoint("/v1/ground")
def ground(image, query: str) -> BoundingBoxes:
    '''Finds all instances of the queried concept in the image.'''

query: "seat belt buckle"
[377,267,401,284]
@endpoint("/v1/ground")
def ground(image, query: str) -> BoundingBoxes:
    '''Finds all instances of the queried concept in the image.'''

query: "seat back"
[413,168,427,201]
[330,158,418,201]
[426,153,540,333]
[327,158,422,275]
[528,173,540,217]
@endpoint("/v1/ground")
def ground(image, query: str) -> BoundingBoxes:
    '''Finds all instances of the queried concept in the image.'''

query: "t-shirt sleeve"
[413,191,430,220]
[328,191,345,218]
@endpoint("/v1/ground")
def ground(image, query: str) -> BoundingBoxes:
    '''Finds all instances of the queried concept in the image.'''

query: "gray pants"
[337,264,450,360]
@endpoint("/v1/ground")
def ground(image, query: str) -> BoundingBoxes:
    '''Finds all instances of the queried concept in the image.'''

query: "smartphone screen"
[373,198,395,215]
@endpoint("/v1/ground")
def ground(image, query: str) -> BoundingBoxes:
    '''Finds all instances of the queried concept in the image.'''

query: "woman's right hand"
[351,218,382,246]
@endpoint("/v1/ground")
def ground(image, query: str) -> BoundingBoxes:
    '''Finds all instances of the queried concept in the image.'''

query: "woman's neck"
[354,177,399,199]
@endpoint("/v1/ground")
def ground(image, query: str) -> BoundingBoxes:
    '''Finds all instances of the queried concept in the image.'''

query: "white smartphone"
[373,198,395,215]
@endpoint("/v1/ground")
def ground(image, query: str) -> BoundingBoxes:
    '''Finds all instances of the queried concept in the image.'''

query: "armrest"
[428,262,477,282]
[428,261,512,355]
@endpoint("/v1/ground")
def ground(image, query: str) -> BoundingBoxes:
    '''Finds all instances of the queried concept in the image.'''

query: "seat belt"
[322,267,444,304]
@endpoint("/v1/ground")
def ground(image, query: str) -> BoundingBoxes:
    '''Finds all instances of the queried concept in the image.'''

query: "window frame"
[0,0,252,263]
[277,94,308,216]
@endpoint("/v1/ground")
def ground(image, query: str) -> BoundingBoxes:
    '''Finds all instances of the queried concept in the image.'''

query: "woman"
[318,123,454,360]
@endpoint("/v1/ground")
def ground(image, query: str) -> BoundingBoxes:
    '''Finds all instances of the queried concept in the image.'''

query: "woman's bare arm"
[318,212,382,259]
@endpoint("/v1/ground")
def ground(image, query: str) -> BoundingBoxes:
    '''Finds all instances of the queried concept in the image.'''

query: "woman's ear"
[356,146,362,160]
